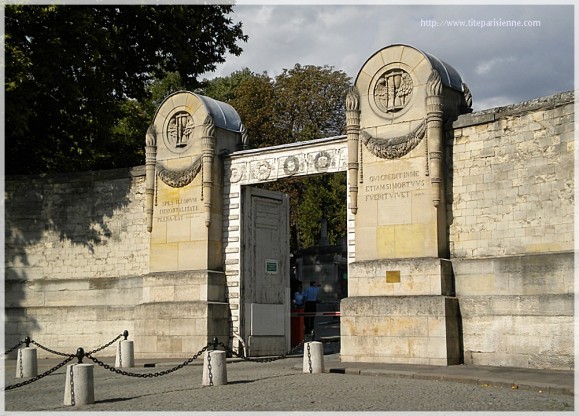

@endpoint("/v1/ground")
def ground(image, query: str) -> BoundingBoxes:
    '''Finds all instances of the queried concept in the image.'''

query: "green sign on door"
[265,259,279,274]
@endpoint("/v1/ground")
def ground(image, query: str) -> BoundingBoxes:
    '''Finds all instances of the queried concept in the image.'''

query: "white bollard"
[202,350,227,386]
[115,340,134,368]
[303,341,324,374]
[64,363,95,406]
[15,347,38,378]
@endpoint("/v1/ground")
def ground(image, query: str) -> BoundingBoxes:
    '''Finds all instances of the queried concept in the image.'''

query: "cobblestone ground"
[4,355,573,412]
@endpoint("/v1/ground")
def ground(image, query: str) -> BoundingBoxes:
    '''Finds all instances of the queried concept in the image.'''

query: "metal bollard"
[15,345,38,378]
[303,341,324,374]
[115,331,134,368]
[202,339,227,386]
[64,348,95,406]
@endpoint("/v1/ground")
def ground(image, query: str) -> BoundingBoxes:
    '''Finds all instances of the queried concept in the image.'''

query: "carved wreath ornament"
[360,120,427,159]
[156,155,202,188]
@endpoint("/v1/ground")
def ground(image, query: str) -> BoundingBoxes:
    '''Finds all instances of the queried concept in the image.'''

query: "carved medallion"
[253,161,272,181]
[283,156,300,176]
[314,151,332,172]
[373,69,413,114]
[229,164,244,183]
[165,111,194,151]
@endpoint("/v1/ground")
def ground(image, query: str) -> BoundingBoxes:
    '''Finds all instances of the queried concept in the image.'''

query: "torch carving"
[346,87,360,214]
[145,125,157,232]
[426,70,444,208]
[201,115,216,227]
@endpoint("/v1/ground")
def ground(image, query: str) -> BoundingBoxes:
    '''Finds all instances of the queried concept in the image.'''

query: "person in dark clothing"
[304,281,320,334]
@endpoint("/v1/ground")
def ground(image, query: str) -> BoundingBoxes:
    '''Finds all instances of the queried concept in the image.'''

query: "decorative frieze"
[226,144,347,185]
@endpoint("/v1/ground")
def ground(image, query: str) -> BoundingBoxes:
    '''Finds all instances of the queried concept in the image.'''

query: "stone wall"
[3,90,574,369]
[5,167,150,356]
[5,166,149,281]
[448,91,574,369]
[449,91,574,258]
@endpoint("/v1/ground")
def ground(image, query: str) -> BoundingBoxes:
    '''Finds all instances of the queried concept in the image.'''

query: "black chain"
[5,355,75,391]
[18,349,24,378]
[69,365,76,406]
[4,341,23,356]
[85,345,208,378]
[86,333,124,355]
[29,340,71,357]
[307,342,312,373]
[29,333,123,358]
[117,341,123,368]
[207,351,213,386]
[219,338,306,363]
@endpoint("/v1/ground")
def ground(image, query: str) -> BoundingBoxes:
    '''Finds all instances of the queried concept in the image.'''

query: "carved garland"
[360,120,427,160]
[156,156,203,188]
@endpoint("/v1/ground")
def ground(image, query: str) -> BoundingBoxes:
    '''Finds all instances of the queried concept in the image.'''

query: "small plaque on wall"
[265,259,279,274]
[386,270,401,283]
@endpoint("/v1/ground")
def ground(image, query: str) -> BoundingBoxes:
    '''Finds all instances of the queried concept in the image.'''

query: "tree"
[272,64,350,143]
[5,5,247,174]
[108,71,188,168]
[200,64,351,250]
[200,68,276,148]
[296,173,347,248]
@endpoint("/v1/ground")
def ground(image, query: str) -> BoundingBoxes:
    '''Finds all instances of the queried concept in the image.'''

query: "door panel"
[241,187,290,356]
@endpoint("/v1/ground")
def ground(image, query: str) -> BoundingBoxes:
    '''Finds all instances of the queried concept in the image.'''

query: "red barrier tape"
[290,311,341,317]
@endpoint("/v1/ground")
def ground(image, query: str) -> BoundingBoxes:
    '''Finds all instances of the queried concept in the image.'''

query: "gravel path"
[4,355,573,412]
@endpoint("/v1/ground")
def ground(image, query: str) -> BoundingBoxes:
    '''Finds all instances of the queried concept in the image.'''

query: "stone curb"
[321,366,574,397]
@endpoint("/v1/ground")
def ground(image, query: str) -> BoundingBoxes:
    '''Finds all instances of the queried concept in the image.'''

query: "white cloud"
[204,4,574,112]
[475,56,517,76]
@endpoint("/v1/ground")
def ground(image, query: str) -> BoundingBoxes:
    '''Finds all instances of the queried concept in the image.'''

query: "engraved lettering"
[156,197,200,222]
[364,169,427,201]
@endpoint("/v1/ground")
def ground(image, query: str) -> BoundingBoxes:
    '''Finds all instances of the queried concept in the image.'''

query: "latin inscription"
[365,170,426,201]
[156,197,199,223]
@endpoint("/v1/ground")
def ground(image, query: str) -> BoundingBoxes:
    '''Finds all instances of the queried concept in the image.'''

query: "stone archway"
[222,136,351,355]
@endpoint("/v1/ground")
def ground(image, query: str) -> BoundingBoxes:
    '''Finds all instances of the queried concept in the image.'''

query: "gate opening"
[251,172,347,352]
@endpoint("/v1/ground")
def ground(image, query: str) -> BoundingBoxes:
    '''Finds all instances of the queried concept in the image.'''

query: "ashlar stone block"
[341,296,460,365]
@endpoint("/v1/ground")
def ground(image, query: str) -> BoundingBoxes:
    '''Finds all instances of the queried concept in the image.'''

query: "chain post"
[123,330,129,340]
[76,348,85,364]
[24,336,31,347]
[211,337,218,351]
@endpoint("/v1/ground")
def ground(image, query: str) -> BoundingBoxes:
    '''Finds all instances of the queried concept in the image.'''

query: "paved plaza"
[3,350,574,413]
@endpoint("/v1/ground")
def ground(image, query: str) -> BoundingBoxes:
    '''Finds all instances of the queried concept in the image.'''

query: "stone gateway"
[5,44,574,369]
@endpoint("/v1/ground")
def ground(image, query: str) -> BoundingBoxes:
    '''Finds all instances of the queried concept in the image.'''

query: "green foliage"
[272,64,350,143]
[5,5,247,174]
[199,68,277,148]
[200,65,351,250]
